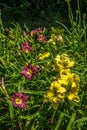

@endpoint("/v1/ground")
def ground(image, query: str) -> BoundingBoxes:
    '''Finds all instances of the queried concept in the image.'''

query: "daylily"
[10,92,29,109]
[38,52,50,60]
[37,35,47,42]
[20,63,37,80]
[21,42,33,53]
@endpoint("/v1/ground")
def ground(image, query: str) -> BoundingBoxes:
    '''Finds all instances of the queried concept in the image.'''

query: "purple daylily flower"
[37,35,47,42]
[10,92,29,109]
[22,42,33,53]
[31,27,42,35]
[20,63,37,80]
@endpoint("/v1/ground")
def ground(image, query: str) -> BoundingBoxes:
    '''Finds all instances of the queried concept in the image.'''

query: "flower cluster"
[44,54,80,109]
[31,27,42,35]
[47,27,64,45]
[48,34,64,45]
[22,27,47,43]
[9,27,80,111]
[10,27,46,109]
[30,27,47,43]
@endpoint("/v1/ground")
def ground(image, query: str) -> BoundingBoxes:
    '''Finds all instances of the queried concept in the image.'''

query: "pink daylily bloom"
[20,63,37,80]
[31,27,42,35]
[37,35,47,42]
[22,42,33,53]
[10,92,29,109]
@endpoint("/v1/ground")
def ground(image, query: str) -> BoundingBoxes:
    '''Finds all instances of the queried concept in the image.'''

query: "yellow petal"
[58,87,66,93]
[68,93,80,102]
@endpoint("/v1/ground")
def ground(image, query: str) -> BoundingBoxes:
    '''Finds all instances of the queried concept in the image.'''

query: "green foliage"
[0,0,87,19]
[0,0,31,18]
[0,0,87,129]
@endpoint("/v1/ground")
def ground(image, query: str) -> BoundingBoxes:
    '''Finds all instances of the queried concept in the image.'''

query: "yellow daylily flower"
[48,34,57,45]
[55,54,74,69]
[50,81,59,89]
[60,68,71,76]
[50,81,66,93]
[71,73,80,83]
[43,91,54,103]
[38,52,50,60]
[44,80,65,109]
[57,78,68,88]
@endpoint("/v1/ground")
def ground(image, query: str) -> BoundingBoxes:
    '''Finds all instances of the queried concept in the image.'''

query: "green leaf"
[54,112,65,130]
[19,112,40,121]
[24,90,45,95]
[7,100,14,120]
[66,113,76,130]
[73,117,87,127]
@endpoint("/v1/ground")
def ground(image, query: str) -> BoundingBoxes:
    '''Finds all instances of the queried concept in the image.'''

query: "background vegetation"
[0,0,87,28]
[0,0,87,130]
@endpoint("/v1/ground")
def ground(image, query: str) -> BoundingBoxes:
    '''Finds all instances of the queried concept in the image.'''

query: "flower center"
[27,69,33,75]
[16,98,22,104]
[25,49,29,53]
